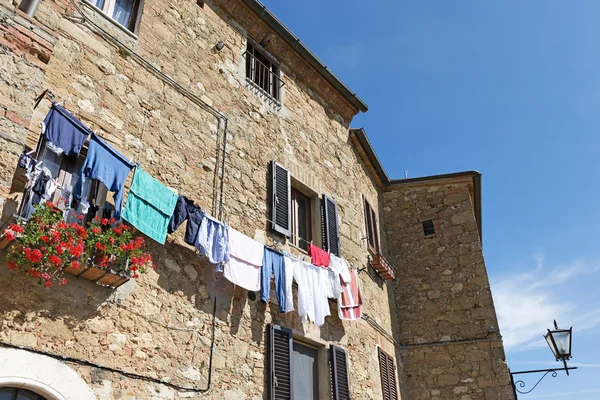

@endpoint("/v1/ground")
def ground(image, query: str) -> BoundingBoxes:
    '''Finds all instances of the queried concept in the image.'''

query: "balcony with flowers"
[0,201,154,289]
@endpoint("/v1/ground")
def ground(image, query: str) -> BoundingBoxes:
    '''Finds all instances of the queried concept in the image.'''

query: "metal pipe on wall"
[18,0,40,17]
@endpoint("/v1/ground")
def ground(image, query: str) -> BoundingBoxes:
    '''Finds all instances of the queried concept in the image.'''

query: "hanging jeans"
[261,248,286,313]
[168,196,204,245]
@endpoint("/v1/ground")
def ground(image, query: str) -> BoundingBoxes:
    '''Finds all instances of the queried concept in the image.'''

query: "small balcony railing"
[369,253,395,281]
[243,50,285,107]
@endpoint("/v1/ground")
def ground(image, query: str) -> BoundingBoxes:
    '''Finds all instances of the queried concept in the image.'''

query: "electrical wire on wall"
[0,297,218,393]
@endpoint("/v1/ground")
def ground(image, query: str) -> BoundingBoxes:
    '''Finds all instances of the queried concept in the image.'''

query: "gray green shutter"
[322,195,341,256]
[269,324,293,400]
[271,162,291,237]
[378,348,398,400]
[331,346,350,400]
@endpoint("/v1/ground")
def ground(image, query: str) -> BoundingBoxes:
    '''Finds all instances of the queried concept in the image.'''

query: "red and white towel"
[338,269,362,320]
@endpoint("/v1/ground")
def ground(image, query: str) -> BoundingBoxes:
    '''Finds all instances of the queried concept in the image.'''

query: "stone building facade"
[0,0,513,399]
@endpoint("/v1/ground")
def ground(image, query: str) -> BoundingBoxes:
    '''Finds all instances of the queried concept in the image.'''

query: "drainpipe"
[18,0,40,17]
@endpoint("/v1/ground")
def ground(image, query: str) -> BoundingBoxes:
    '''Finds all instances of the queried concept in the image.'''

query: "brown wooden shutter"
[322,195,340,256]
[378,348,398,400]
[269,324,293,400]
[271,162,291,237]
[331,346,350,400]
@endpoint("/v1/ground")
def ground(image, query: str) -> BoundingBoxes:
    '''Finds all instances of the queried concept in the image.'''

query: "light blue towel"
[123,168,178,244]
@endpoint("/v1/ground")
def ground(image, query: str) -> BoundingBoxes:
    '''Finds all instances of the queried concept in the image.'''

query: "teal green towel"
[123,168,178,244]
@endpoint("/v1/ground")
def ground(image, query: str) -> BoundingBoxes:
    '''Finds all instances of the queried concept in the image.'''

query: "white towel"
[223,228,264,291]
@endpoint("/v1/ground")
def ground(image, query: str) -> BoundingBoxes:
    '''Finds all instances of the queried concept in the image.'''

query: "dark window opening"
[422,219,435,236]
[364,198,380,254]
[0,387,48,400]
[291,188,312,251]
[245,42,283,104]
[196,0,204,7]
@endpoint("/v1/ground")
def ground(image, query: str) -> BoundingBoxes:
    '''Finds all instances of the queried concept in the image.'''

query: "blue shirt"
[73,133,134,218]
[43,103,92,157]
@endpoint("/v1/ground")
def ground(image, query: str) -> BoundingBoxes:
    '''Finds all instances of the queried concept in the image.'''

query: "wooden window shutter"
[378,348,398,400]
[331,346,350,400]
[271,162,291,237]
[269,324,293,400]
[322,195,341,256]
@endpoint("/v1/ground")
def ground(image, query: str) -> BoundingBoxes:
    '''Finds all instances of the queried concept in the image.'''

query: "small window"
[84,0,144,33]
[293,341,320,400]
[364,197,380,254]
[422,219,435,236]
[378,348,399,400]
[245,42,283,105]
[291,188,312,251]
[0,387,48,400]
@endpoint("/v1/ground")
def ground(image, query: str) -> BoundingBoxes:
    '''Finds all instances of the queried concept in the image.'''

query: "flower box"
[3,202,153,289]
[369,253,395,281]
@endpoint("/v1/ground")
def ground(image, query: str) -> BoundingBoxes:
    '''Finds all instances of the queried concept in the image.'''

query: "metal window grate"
[244,45,285,107]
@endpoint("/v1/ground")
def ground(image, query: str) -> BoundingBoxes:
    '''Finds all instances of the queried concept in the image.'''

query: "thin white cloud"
[491,255,600,350]
[527,388,600,399]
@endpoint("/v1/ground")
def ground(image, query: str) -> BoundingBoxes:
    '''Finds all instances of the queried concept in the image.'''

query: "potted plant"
[3,202,154,288]
[5,201,87,287]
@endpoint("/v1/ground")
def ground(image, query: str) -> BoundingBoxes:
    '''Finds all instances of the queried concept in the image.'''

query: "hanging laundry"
[195,214,230,268]
[292,258,331,326]
[338,269,363,321]
[329,254,352,284]
[31,168,53,205]
[261,248,286,313]
[223,227,264,291]
[309,243,330,267]
[282,255,294,313]
[123,168,178,244]
[72,133,134,219]
[42,102,92,157]
[168,196,204,245]
[324,268,343,300]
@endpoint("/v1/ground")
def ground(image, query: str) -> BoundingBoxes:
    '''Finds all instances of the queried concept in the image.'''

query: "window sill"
[80,0,139,41]
[287,241,309,257]
[245,78,282,108]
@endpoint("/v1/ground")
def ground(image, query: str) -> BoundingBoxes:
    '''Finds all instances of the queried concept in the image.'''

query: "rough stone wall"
[382,179,514,400]
[0,0,398,399]
[0,5,55,216]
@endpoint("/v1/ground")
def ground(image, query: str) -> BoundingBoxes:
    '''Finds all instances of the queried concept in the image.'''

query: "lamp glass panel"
[551,330,571,357]
[545,333,559,359]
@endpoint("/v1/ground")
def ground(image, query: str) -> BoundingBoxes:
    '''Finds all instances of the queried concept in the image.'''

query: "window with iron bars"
[244,42,284,106]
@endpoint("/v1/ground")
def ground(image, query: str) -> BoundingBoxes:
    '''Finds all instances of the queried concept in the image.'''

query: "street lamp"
[544,320,573,374]
[509,320,577,398]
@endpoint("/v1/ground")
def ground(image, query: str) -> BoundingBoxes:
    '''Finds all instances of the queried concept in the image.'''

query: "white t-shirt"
[282,256,295,313]
[291,258,331,326]
[223,228,264,291]
[329,254,352,284]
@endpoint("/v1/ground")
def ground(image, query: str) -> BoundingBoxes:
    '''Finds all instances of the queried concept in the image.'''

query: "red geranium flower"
[48,255,61,266]
[4,231,15,241]
[94,242,105,251]
[8,260,17,270]
[91,227,101,235]
[44,281,51,287]
[71,260,80,269]
[101,218,109,226]
[40,235,49,243]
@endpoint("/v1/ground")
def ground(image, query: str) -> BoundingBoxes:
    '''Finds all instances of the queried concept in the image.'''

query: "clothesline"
[29,94,364,326]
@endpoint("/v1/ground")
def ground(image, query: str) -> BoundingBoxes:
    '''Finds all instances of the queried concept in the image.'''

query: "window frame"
[82,0,145,36]
[291,187,313,252]
[245,40,284,105]
[363,197,380,255]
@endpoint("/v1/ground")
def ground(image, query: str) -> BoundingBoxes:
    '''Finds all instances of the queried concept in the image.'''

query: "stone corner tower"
[382,171,514,400]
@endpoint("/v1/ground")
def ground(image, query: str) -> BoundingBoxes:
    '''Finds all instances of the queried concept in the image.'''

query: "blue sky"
[261,0,600,398]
